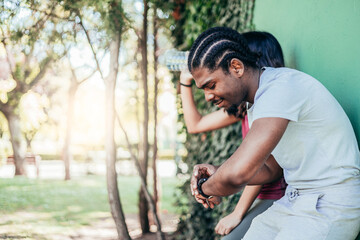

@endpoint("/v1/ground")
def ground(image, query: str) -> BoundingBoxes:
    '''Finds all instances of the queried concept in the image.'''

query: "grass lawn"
[0,175,181,238]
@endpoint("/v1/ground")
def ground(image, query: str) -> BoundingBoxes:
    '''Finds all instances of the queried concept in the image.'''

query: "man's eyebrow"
[198,79,213,89]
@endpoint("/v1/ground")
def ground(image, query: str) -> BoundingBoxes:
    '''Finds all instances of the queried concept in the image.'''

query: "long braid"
[188,27,259,73]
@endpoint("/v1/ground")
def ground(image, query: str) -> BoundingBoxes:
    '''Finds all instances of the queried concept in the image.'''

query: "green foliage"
[0,0,67,110]
[60,0,128,36]
[175,90,244,240]
[168,0,255,50]
[166,0,256,239]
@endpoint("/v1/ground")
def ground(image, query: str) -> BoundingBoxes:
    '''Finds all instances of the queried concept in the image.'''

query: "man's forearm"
[200,155,281,196]
[247,155,282,185]
[199,155,252,197]
[198,118,288,197]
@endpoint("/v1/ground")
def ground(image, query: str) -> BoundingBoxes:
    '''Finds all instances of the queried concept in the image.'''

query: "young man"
[188,27,360,239]
[180,31,287,239]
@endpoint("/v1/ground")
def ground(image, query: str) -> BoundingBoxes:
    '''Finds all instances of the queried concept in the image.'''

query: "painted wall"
[253,0,360,147]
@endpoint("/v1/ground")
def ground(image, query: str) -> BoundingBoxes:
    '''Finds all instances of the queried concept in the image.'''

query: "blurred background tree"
[0,0,67,175]
[0,0,176,239]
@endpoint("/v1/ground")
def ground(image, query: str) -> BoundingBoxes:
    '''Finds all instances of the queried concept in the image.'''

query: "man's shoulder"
[262,67,304,82]
[255,67,313,104]
[260,67,318,91]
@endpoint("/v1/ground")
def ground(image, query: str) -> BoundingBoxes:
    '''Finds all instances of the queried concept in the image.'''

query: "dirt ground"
[70,213,179,240]
[0,213,179,240]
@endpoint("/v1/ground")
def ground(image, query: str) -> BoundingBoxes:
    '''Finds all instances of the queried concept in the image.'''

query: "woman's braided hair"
[188,27,259,73]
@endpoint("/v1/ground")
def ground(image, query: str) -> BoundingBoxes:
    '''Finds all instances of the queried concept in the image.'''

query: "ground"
[0,161,180,240]
[0,212,178,240]
[70,213,179,240]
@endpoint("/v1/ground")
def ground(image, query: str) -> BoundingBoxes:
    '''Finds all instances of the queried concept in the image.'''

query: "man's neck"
[245,67,263,104]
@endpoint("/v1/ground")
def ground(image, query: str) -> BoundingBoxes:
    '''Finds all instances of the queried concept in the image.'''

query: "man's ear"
[230,58,245,77]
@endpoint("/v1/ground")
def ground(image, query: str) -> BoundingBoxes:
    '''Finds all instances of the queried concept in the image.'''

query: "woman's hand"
[215,211,243,236]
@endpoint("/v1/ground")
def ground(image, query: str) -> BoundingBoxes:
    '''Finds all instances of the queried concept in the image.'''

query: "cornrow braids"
[203,41,258,71]
[188,27,259,73]
[187,27,228,70]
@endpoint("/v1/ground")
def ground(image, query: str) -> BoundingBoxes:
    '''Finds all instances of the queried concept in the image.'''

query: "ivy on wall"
[169,0,256,239]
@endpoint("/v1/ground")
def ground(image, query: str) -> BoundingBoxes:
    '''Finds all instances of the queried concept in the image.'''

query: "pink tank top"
[242,115,286,200]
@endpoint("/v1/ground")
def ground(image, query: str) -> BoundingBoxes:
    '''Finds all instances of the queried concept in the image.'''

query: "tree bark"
[139,0,150,234]
[5,111,26,175]
[152,6,160,215]
[63,82,78,180]
[116,115,166,240]
[105,35,131,240]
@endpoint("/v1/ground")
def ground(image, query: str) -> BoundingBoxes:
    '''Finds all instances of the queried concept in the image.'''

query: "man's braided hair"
[188,27,259,74]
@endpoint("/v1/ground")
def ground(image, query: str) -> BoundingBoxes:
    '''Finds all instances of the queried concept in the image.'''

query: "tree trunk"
[116,115,166,240]
[135,76,142,160]
[5,111,26,176]
[139,0,150,234]
[105,35,131,240]
[152,7,160,216]
[63,83,78,180]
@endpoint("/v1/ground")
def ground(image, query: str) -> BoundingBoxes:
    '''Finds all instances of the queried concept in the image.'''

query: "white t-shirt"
[248,67,360,189]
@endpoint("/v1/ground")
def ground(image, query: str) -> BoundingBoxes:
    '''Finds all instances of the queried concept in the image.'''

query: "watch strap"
[197,178,211,199]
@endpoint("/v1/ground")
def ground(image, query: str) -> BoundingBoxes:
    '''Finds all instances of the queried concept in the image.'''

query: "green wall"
[253,0,360,147]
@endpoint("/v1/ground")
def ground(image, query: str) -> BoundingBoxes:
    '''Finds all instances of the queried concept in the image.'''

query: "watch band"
[197,177,212,199]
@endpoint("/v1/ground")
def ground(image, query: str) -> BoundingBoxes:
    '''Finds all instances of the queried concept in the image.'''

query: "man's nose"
[205,91,215,102]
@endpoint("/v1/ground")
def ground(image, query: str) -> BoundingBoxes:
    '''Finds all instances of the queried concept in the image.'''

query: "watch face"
[198,178,208,185]
[197,177,209,198]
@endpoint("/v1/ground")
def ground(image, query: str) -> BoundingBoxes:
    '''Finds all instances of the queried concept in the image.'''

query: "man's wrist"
[197,178,212,199]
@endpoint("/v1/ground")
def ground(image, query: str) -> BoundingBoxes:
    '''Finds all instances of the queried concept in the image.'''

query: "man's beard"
[226,104,241,117]
[225,102,247,119]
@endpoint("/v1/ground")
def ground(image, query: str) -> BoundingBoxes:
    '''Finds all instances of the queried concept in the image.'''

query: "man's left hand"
[195,194,222,209]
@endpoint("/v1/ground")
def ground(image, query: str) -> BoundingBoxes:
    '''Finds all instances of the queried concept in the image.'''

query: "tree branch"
[0,29,17,82]
[78,69,97,84]
[62,38,96,86]
[28,58,52,89]
[27,4,75,22]
[116,112,166,240]
[77,13,105,80]
[24,45,35,80]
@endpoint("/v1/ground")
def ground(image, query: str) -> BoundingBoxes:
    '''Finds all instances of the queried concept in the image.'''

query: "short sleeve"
[252,78,307,122]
